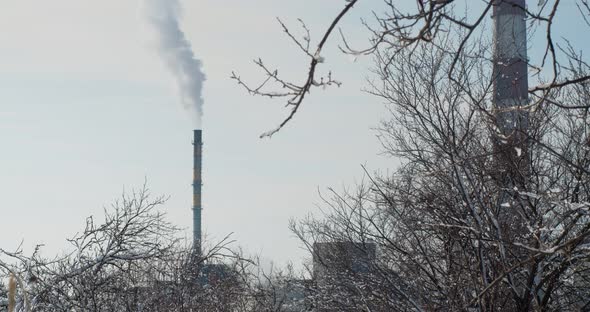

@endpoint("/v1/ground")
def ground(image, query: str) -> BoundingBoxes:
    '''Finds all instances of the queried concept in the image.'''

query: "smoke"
[143,0,206,128]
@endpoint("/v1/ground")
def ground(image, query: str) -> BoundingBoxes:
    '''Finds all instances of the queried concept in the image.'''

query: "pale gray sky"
[0,0,393,266]
[0,0,586,268]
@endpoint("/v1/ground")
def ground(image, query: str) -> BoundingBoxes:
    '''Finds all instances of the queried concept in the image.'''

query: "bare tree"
[0,187,177,311]
[233,0,590,137]
[285,31,590,310]
[0,186,272,312]
[232,1,590,310]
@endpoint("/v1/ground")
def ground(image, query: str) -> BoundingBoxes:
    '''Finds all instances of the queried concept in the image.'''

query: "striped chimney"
[193,129,203,253]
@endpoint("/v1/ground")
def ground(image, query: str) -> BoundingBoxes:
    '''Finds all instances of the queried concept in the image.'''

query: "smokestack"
[193,129,203,252]
[493,0,528,140]
[492,0,529,180]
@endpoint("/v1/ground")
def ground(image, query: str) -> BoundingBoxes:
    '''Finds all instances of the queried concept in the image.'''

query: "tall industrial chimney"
[492,2,531,293]
[193,129,203,253]
[492,0,529,181]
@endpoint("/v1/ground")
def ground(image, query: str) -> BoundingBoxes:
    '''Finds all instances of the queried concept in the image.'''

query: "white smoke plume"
[143,0,206,128]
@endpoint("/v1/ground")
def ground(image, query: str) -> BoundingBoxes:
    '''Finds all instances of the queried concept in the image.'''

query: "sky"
[0,0,587,269]
[0,0,395,267]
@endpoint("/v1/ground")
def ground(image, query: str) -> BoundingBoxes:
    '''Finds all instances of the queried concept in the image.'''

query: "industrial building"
[312,241,376,283]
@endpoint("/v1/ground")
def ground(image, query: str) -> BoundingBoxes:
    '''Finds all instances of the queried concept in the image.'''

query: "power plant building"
[312,241,376,283]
